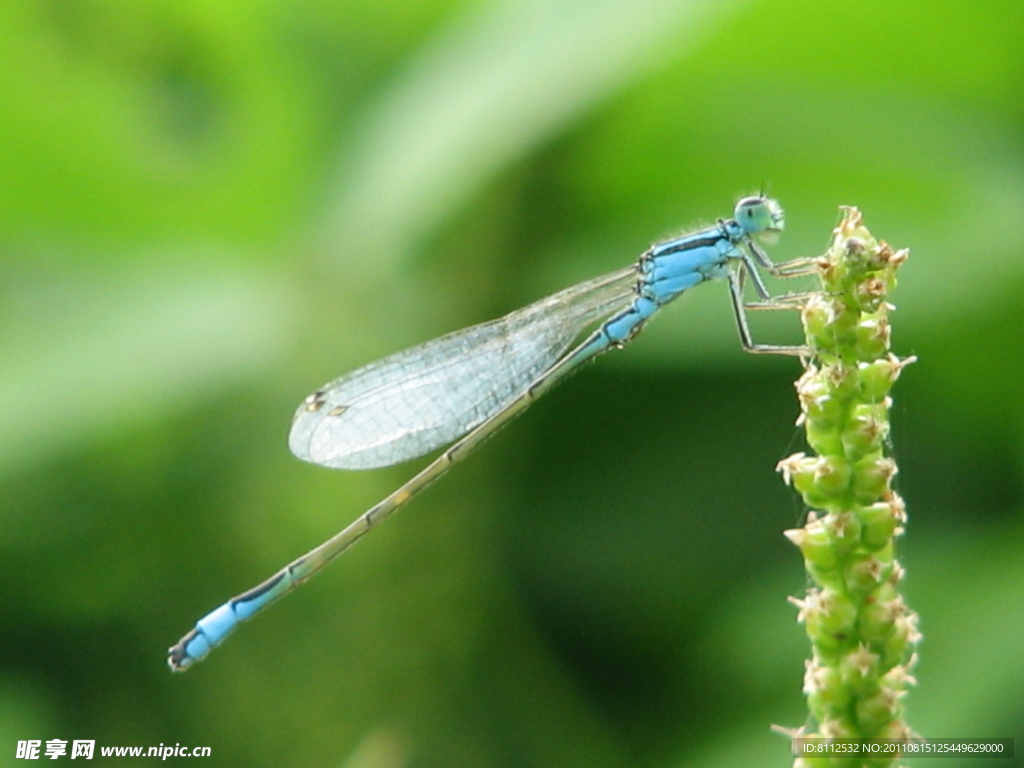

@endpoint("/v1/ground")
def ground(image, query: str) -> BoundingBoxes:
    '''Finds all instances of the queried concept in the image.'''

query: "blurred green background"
[2,0,1022,766]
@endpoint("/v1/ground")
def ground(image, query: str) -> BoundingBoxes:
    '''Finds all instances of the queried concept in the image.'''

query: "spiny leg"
[744,290,817,311]
[745,238,819,278]
[728,264,811,357]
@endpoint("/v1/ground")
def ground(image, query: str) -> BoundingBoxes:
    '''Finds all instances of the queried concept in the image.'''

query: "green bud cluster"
[778,208,919,766]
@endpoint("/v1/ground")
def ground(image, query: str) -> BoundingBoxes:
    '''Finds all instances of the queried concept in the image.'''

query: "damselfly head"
[735,196,785,241]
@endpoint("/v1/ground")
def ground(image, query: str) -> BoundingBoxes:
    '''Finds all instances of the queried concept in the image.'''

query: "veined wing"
[289,267,636,469]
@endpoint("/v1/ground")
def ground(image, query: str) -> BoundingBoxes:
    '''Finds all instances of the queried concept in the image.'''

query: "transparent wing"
[289,267,636,469]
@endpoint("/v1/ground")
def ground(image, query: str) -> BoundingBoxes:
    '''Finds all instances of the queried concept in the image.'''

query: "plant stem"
[779,207,919,767]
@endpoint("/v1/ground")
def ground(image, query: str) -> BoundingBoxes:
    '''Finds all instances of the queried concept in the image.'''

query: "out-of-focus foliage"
[1,1,1022,766]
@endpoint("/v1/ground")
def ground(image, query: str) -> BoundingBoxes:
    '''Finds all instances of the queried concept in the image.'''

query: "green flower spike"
[778,207,919,767]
